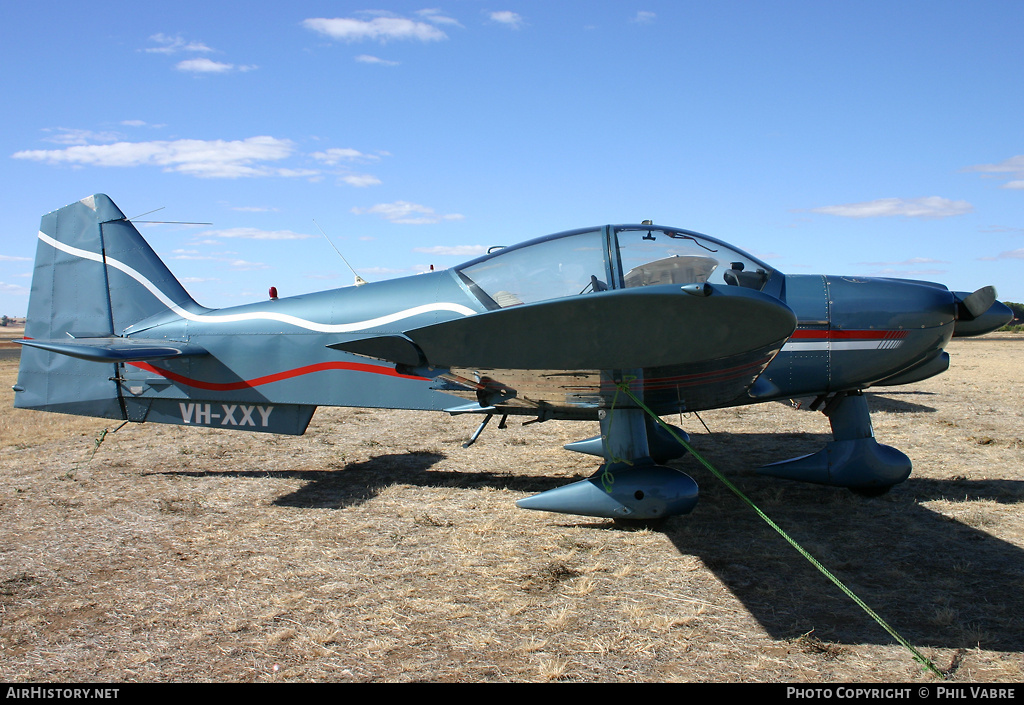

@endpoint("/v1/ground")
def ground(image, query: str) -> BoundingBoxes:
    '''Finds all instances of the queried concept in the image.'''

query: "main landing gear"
[758,391,911,495]
[516,407,699,520]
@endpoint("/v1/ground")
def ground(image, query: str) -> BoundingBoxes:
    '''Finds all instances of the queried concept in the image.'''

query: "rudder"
[14,194,203,418]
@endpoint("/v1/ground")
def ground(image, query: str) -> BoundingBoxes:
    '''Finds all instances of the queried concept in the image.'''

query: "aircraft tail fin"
[14,194,204,418]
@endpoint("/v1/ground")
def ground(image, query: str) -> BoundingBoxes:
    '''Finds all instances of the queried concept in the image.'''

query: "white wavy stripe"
[38,231,476,332]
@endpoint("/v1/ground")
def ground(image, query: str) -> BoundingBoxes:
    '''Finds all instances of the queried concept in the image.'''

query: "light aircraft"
[13,194,1012,520]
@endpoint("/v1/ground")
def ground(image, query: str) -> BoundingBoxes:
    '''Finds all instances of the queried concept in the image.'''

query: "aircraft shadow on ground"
[162,431,1023,653]
[270,452,598,508]
[163,451,588,509]
[654,431,1024,652]
[866,392,938,414]
[782,392,938,415]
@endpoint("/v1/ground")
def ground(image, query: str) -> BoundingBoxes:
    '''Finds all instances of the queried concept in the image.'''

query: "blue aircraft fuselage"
[14,195,1012,519]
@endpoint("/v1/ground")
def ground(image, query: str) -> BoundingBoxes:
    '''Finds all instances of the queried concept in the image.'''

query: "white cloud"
[176,58,233,73]
[963,155,1024,189]
[197,228,316,241]
[310,149,382,187]
[867,267,948,277]
[311,148,380,165]
[413,245,488,256]
[809,197,973,219]
[42,128,121,145]
[359,265,415,277]
[489,11,524,29]
[226,259,270,271]
[962,155,1024,180]
[276,168,321,179]
[631,11,656,24]
[0,255,32,262]
[858,257,949,266]
[340,174,382,187]
[145,34,253,73]
[857,257,950,275]
[352,201,464,225]
[0,282,30,295]
[171,249,269,271]
[355,54,400,66]
[170,252,216,261]
[12,136,303,179]
[144,34,213,54]
[417,9,462,27]
[176,58,257,73]
[303,16,448,43]
[120,120,166,129]
[994,248,1024,260]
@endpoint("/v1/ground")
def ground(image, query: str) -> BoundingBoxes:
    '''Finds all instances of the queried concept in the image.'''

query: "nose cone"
[953,293,1014,337]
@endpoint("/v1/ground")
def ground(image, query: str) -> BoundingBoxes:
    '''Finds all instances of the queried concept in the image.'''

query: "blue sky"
[2,1,1022,317]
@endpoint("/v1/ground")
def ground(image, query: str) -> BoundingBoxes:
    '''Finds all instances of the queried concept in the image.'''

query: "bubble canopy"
[454,225,776,310]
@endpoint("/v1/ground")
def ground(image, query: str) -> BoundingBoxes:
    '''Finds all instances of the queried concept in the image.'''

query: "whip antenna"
[127,206,212,225]
[314,219,368,286]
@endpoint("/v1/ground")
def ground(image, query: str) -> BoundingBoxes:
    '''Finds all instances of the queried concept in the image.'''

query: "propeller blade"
[956,286,997,320]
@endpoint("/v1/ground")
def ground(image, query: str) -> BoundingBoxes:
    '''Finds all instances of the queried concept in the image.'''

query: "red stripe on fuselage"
[128,360,428,391]
[790,329,908,340]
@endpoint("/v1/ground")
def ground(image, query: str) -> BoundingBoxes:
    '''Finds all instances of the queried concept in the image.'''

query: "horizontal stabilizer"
[16,337,208,363]
[327,334,425,367]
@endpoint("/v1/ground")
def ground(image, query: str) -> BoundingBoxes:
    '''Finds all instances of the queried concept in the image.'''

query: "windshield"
[453,225,775,310]
[615,227,772,291]
[455,229,607,309]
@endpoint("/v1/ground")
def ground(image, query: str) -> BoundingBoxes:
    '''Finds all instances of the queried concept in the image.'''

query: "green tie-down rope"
[614,380,944,679]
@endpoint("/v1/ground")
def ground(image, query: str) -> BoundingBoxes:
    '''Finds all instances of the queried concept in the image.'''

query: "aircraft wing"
[331,283,796,415]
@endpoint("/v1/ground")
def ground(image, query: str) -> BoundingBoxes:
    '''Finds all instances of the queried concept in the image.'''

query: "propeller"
[952,286,1013,337]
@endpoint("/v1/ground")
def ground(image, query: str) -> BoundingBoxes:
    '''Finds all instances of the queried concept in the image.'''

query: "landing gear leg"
[517,376,699,520]
[757,391,911,494]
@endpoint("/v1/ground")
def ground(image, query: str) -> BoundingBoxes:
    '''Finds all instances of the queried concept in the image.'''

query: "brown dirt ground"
[1,333,1022,682]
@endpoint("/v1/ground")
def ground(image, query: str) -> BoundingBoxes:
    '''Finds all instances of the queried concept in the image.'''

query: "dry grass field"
[1,328,1022,683]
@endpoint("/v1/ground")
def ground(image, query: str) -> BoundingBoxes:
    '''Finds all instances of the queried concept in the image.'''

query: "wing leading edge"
[331,283,796,415]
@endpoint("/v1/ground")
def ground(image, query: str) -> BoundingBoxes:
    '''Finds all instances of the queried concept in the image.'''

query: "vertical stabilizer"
[15,194,202,418]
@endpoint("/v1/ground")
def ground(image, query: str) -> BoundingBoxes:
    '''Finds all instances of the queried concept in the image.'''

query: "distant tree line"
[1000,301,1024,332]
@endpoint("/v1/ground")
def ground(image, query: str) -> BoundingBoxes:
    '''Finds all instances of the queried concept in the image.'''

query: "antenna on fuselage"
[313,219,368,286]
[126,206,213,226]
